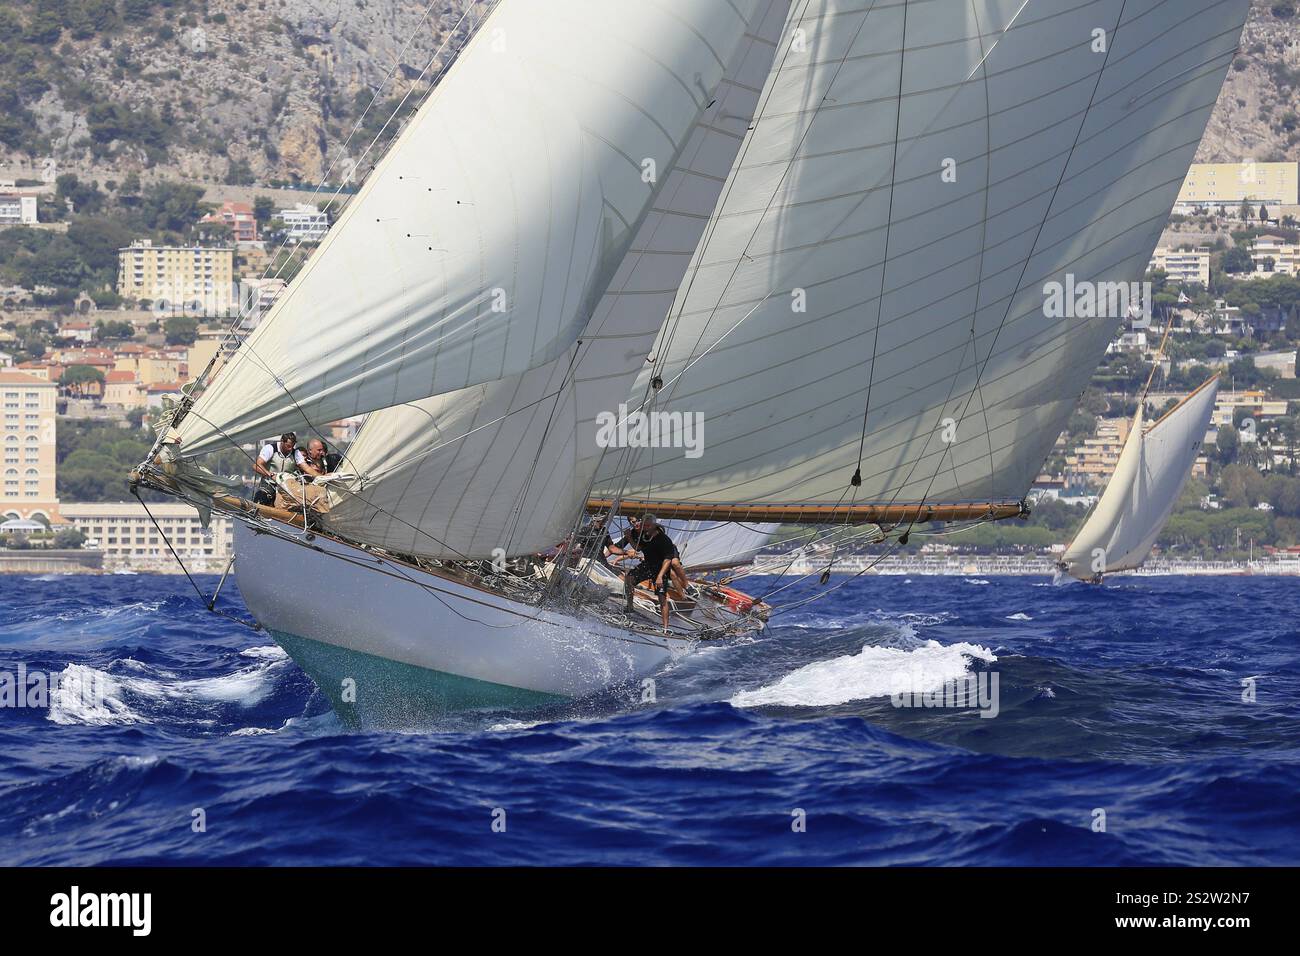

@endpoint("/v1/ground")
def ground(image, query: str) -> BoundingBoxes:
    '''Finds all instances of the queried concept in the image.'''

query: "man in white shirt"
[252,432,298,505]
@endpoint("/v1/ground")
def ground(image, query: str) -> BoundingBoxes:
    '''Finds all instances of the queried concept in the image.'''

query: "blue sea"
[1,572,1297,866]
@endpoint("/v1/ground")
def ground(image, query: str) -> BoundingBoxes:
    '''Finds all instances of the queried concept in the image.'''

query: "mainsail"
[1060,375,1219,580]
[173,0,784,455]
[597,0,1250,522]
[330,0,1249,559]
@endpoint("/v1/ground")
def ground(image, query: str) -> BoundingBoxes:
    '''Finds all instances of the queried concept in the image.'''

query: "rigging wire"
[130,486,262,631]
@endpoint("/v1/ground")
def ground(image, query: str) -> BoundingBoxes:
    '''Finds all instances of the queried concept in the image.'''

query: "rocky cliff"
[0,0,1295,188]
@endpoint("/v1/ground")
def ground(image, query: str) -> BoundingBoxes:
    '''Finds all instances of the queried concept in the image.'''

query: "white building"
[277,203,329,242]
[0,182,38,226]
[1244,235,1300,279]
[0,371,60,523]
[59,502,234,571]
[1148,247,1210,286]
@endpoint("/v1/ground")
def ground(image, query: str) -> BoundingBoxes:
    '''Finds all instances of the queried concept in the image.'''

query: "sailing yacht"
[134,0,1251,724]
[1059,374,1220,582]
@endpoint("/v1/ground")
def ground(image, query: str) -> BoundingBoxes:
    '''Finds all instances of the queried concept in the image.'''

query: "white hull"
[232,521,694,723]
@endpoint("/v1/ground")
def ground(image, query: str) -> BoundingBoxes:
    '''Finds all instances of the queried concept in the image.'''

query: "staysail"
[660,520,781,570]
[318,0,1244,560]
[173,0,782,456]
[594,0,1250,524]
[325,0,793,558]
[1060,375,1219,580]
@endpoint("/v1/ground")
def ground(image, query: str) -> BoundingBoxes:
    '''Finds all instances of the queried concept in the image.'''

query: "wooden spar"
[1144,372,1220,434]
[131,466,308,529]
[585,498,1027,524]
[213,494,306,527]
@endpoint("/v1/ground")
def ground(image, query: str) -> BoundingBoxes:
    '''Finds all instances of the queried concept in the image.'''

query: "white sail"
[325,0,792,559]
[659,520,780,570]
[1061,376,1219,580]
[175,0,781,455]
[332,0,1247,558]
[595,0,1249,519]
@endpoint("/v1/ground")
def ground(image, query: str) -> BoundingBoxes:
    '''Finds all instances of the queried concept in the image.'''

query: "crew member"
[252,432,298,505]
[622,514,677,631]
[297,438,335,480]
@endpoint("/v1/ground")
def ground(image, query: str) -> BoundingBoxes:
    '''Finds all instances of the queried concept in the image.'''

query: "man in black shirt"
[606,515,642,568]
[622,514,677,630]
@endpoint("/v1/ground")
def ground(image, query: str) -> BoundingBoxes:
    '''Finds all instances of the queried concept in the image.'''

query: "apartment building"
[1064,417,1133,487]
[199,200,258,244]
[1173,161,1299,212]
[117,239,234,316]
[277,203,329,242]
[0,371,60,523]
[60,502,233,571]
[1148,247,1211,286]
[1244,235,1300,279]
[0,182,38,225]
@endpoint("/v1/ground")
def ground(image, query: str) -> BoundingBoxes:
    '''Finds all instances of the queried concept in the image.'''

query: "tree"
[53,528,86,549]
[1222,246,1254,274]
[139,181,207,232]
[1216,423,1240,464]
[253,196,275,226]
[1260,204,1270,222]
[67,217,134,278]
[164,316,198,346]
[227,158,255,185]
[96,319,135,340]
[60,364,105,398]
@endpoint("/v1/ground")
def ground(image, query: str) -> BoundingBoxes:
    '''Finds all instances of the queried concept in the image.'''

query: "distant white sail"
[1061,376,1219,580]
[175,0,780,455]
[598,0,1249,519]
[325,0,792,558]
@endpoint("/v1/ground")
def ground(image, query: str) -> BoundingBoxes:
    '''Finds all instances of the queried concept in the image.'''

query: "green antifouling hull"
[271,630,566,728]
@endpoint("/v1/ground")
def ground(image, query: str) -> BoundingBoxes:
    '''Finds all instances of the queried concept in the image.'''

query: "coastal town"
[3,158,1300,573]
[0,174,358,571]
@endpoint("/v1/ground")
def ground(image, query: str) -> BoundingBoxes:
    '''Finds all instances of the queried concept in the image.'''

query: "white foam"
[488,720,543,732]
[46,652,286,725]
[47,664,144,726]
[1006,612,1032,621]
[240,645,288,661]
[964,578,991,585]
[730,639,996,708]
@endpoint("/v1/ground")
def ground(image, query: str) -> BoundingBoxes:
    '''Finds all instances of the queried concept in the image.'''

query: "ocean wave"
[730,639,996,708]
[46,652,288,726]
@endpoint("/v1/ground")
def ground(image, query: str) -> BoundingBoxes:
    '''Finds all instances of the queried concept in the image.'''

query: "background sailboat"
[134,0,1252,723]
[1060,375,1220,581]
